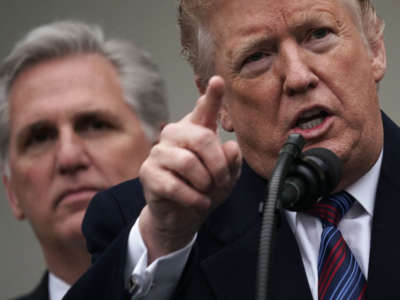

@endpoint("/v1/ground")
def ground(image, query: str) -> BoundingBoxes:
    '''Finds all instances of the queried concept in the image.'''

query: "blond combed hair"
[178,0,385,88]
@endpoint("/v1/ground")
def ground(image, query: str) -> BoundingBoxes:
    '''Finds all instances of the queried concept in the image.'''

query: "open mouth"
[294,108,330,130]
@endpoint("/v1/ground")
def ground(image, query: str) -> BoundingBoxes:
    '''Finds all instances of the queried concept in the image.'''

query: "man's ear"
[3,174,25,220]
[219,105,234,132]
[370,35,387,83]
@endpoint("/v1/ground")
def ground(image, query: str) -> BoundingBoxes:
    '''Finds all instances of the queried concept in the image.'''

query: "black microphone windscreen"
[302,147,342,193]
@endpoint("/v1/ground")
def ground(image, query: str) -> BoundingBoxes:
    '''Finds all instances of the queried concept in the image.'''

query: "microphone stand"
[255,134,305,300]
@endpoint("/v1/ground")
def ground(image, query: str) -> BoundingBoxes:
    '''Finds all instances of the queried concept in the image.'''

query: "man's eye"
[25,129,56,148]
[76,117,114,132]
[242,52,267,66]
[238,50,273,77]
[90,120,111,130]
[308,28,331,40]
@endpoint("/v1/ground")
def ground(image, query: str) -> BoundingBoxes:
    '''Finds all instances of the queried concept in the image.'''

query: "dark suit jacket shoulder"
[14,272,49,300]
[82,179,145,264]
[64,112,400,300]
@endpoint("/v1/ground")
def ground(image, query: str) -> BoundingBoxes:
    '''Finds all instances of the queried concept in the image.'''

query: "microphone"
[280,147,342,211]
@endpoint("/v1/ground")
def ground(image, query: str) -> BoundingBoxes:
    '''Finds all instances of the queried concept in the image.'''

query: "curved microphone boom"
[256,136,342,300]
[280,147,342,211]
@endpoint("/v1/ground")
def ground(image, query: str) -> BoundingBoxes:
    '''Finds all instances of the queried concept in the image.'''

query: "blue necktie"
[306,192,367,300]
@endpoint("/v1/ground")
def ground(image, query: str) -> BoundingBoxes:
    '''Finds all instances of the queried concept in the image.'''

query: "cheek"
[9,171,51,227]
[90,137,152,183]
[227,77,284,138]
[331,53,379,126]
[225,92,285,169]
[325,37,375,99]
[231,74,281,107]
[10,158,52,206]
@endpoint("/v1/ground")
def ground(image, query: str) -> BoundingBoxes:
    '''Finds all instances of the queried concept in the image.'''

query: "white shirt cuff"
[125,218,196,299]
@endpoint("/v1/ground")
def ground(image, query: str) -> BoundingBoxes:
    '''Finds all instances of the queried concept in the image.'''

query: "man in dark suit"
[0,21,169,300]
[65,0,396,299]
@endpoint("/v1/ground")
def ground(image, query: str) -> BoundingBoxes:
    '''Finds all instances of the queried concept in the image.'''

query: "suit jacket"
[64,112,400,300]
[15,272,49,300]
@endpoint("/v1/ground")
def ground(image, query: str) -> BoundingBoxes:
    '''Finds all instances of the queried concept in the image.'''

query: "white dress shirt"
[126,220,195,299]
[48,272,70,300]
[286,151,382,299]
[126,151,383,300]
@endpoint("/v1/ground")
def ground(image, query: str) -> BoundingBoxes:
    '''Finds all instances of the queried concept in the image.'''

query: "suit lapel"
[367,113,400,299]
[17,272,49,300]
[63,224,133,300]
[200,220,260,300]
[199,162,312,300]
[269,215,313,300]
[199,162,263,299]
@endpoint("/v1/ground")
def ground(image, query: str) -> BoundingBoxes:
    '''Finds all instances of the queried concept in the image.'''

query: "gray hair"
[0,20,169,166]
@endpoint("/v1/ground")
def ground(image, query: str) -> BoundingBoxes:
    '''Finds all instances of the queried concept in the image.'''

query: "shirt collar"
[48,272,70,300]
[345,150,383,216]
[286,148,383,226]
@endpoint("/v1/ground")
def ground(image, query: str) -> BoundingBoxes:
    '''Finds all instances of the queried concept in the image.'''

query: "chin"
[59,211,87,242]
[303,141,336,156]
[303,136,348,157]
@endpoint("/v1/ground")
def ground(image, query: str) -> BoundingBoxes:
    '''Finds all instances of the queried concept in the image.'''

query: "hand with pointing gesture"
[138,76,242,263]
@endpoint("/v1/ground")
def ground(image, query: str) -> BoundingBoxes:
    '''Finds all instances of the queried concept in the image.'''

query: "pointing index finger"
[189,76,225,131]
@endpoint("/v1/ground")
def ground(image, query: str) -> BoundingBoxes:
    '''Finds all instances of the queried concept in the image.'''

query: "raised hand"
[138,76,242,263]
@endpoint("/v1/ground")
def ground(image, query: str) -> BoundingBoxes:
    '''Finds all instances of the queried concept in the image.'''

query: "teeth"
[298,117,324,130]
[295,108,328,130]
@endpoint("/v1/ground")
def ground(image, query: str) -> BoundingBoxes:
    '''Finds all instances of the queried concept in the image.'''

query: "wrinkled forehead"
[197,0,360,12]
[200,0,360,25]
[201,0,361,39]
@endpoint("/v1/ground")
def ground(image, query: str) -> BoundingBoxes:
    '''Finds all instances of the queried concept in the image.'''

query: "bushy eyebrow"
[288,11,335,29]
[73,110,122,132]
[72,110,121,124]
[15,109,124,147]
[230,11,338,56]
[227,34,277,70]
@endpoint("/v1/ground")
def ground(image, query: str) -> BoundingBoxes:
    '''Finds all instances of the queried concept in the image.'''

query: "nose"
[280,42,318,97]
[56,129,89,175]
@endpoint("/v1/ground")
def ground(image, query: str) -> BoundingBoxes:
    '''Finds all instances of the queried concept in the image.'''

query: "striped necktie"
[306,191,367,300]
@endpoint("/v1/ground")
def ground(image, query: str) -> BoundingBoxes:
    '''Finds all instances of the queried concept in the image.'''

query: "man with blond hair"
[66,1,399,299]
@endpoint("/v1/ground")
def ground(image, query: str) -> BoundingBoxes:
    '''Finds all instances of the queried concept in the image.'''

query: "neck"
[42,242,91,284]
